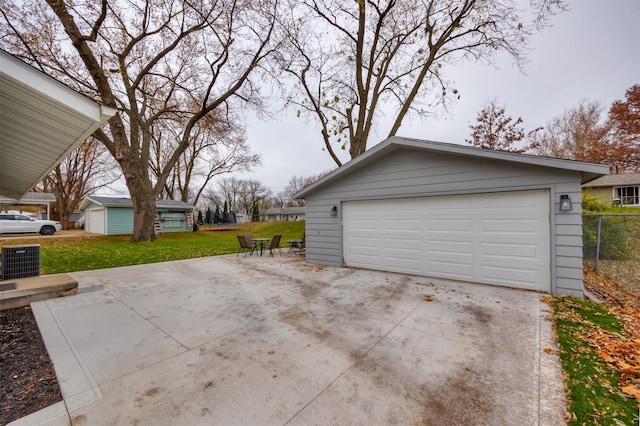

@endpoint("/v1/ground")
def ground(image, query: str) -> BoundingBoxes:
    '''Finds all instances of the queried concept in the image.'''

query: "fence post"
[595,214,602,271]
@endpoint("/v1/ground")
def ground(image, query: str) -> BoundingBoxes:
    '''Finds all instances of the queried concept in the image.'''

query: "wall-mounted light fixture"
[559,194,573,212]
[330,206,338,217]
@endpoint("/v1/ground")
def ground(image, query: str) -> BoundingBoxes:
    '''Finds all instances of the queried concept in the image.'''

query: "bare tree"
[205,177,271,215]
[283,175,309,207]
[0,0,278,241]
[150,110,261,205]
[276,0,563,166]
[282,170,333,206]
[466,99,540,152]
[529,100,605,161]
[37,137,119,229]
[237,180,271,215]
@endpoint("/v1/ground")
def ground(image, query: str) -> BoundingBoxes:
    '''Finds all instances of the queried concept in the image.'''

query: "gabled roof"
[582,172,640,187]
[0,50,117,199]
[80,195,194,210]
[295,137,610,198]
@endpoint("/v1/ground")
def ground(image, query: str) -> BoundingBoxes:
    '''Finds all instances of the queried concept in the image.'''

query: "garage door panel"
[384,237,421,251]
[481,218,540,234]
[428,260,473,280]
[481,191,540,208]
[481,242,539,259]
[383,218,421,232]
[384,256,422,273]
[427,240,473,256]
[481,265,540,289]
[348,253,380,268]
[343,190,550,291]
[427,219,473,233]
[347,219,379,232]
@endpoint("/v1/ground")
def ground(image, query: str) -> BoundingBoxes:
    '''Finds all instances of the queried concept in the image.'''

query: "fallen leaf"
[544,347,554,355]
[620,384,640,401]
[424,295,435,301]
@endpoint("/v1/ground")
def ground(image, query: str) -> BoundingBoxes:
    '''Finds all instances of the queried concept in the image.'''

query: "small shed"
[80,196,195,235]
[294,137,609,297]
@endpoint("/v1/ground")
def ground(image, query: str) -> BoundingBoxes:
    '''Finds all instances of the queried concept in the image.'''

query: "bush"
[581,193,608,213]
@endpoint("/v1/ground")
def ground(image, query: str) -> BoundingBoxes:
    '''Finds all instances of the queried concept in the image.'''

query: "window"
[614,186,640,206]
[0,214,15,220]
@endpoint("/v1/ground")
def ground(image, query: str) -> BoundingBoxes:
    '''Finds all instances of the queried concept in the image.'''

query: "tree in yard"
[529,100,607,161]
[275,0,565,166]
[0,0,278,242]
[466,99,540,153]
[528,89,640,173]
[206,177,271,215]
[150,109,261,206]
[281,170,334,207]
[602,84,640,172]
[37,137,120,229]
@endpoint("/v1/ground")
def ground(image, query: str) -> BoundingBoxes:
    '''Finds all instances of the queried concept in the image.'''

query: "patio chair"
[299,233,305,254]
[268,234,283,256]
[236,235,255,257]
[291,233,305,254]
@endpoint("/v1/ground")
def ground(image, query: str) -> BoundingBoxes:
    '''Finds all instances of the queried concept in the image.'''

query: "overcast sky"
[239,0,640,195]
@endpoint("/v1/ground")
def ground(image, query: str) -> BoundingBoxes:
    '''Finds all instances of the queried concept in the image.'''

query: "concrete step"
[0,274,78,310]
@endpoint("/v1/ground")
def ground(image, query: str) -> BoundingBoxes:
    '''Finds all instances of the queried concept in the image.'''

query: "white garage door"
[342,190,550,291]
[87,208,105,234]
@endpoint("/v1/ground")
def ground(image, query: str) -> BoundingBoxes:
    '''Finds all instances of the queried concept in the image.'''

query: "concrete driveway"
[18,255,566,425]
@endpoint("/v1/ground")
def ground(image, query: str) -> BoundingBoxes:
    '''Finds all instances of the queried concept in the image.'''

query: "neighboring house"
[261,207,305,222]
[0,192,56,219]
[79,196,195,235]
[582,173,640,207]
[295,137,609,298]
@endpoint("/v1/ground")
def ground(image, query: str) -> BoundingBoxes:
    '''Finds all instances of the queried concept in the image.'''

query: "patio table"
[252,237,271,257]
[285,239,303,253]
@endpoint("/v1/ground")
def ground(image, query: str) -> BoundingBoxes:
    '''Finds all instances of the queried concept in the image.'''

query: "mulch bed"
[0,306,62,425]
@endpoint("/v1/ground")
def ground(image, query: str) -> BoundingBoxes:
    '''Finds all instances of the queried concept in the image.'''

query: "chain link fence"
[583,213,640,295]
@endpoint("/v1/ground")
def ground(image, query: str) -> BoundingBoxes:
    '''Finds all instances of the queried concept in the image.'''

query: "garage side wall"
[106,207,135,235]
[303,148,584,296]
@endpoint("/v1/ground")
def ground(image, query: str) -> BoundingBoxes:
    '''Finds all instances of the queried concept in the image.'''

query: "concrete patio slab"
[16,254,567,425]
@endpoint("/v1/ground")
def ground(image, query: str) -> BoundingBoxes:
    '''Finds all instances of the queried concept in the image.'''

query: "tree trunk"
[126,174,157,242]
[131,195,157,242]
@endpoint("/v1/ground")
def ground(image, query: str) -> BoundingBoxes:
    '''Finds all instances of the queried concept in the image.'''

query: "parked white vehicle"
[0,213,62,235]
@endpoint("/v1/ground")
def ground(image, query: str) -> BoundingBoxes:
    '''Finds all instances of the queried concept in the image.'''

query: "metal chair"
[236,235,255,257]
[268,234,283,256]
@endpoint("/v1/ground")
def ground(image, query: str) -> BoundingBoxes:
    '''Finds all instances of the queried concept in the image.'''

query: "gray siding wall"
[304,148,584,296]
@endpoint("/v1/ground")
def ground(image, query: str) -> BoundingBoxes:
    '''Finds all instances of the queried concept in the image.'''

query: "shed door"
[342,190,550,291]
[88,208,105,235]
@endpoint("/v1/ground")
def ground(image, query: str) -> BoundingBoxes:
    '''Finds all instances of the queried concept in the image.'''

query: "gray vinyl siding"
[303,148,586,296]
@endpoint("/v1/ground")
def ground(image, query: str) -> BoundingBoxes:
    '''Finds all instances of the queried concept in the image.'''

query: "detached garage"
[295,137,609,297]
[80,196,194,235]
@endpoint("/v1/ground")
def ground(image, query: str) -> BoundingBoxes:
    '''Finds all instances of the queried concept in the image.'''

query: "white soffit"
[0,50,116,198]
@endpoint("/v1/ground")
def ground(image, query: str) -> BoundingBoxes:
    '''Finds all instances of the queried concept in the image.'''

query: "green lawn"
[549,297,640,425]
[0,221,305,275]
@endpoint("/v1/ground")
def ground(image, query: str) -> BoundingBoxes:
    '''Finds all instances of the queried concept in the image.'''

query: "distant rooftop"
[583,173,640,187]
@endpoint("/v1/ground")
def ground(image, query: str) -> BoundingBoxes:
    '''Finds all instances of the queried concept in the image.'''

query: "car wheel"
[40,225,56,235]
